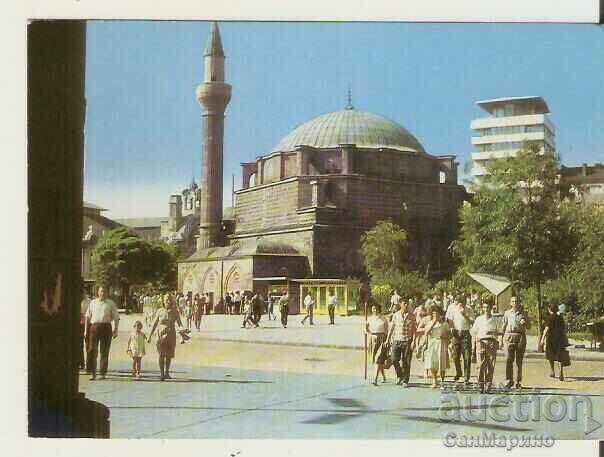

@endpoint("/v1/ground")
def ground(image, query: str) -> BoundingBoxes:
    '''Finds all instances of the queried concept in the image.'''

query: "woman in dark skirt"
[148,293,184,381]
[540,303,569,381]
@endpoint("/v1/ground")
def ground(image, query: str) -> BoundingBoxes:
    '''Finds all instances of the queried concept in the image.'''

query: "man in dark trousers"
[501,296,527,389]
[252,293,263,325]
[279,292,289,328]
[327,289,337,325]
[387,300,417,387]
[84,286,120,380]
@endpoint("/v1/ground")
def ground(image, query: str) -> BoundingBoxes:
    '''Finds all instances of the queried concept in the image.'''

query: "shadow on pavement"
[97,375,273,384]
[566,376,604,382]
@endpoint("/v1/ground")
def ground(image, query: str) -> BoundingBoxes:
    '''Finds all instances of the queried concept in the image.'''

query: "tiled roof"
[83,201,107,211]
[115,217,166,228]
[184,238,300,261]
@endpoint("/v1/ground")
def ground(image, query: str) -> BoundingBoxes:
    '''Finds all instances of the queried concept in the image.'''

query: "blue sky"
[83,21,604,218]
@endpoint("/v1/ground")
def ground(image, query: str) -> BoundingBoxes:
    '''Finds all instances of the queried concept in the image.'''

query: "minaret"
[196,22,231,250]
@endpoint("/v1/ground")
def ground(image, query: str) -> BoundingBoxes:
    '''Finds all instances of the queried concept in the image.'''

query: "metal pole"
[364,300,368,380]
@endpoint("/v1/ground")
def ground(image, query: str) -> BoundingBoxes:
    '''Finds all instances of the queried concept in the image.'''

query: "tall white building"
[470,96,555,183]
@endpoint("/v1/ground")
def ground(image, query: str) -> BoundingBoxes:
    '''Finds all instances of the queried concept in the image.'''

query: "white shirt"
[127,331,146,357]
[304,295,314,308]
[447,304,474,331]
[390,293,401,305]
[86,298,120,324]
[327,294,337,306]
[471,314,499,340]
[503,309,526,334]
[367,315,388,334]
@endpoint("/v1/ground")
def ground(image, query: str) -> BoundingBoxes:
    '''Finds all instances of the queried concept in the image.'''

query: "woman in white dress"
[423,306,451,388]
[365,304,389,386]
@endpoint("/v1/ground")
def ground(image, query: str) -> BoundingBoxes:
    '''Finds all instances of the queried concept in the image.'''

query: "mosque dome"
[271,108,425,154]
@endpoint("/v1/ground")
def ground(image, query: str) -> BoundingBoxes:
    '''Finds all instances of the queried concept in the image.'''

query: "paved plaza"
[80,313,604,439]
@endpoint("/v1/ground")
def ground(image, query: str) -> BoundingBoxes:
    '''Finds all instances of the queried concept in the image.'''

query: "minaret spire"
[196,22,232,249]
[345,85,354,110]
[204,21,225,57]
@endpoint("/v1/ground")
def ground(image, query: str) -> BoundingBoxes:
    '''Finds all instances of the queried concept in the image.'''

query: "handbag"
[382,342,393,369]
[415,338,428,360]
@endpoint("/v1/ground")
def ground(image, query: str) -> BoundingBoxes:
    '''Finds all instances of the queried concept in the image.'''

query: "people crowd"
[361,289,571,393]
[79,285,570,391]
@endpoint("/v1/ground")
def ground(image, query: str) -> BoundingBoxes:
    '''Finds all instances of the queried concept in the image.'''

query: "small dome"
[271,109,425,153]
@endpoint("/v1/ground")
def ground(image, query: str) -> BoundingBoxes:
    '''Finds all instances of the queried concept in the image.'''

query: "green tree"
[360,220,431,302]
[91,227,177,300]
[359,220,408,279]
[454,143,576,338]
[537,202,604,332]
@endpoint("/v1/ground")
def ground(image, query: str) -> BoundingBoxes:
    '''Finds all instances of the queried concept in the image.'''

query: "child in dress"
[127,320,146,379]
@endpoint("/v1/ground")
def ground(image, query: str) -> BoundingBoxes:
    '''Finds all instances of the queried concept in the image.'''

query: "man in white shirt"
[327,290,337,325]
[301,291,314,325]
[84,286,120,380]
[389,290,401,315]
[447,297,475,385]
[471,301,500,393]
[501,296,527,389]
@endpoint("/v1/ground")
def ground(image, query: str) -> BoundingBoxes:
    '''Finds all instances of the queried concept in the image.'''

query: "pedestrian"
[193,293,202,330]
[234,291,242,315]
[279,292,289,328]
[126,320,146,379]
[200,293,208,319]
[301,291,314,325]
[251,293,263,325]
[540,303,570,381]
[470,301,500,393]
[414,304,432,380]
[422,306,451,388]
[446,297,475,386]
[84,286,120,381]
[267,293,277,321]
[366,304,389,386]
[79,290,91,371]
[225,292,233,315]
[185,295,193,330]
[177,293,186,316]
[387,299,417,387]
[147,294,185,381]
[389,290,401,318]
[327,289,337,325]
[414,299,429,324]
[241,294,257,328]
[204,292,211,315]
[500,296,527,389]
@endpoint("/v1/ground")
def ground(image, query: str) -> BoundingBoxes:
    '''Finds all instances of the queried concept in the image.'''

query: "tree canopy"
[453,143,576,333]
[91,227,177,293]
[360,220,431,303]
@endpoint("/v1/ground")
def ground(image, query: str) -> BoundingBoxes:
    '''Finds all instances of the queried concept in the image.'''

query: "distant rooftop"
[115,217,165,228]
[83,201,107,212]
[477,96,549,115]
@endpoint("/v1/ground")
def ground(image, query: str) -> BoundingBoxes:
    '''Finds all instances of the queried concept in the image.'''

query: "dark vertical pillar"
[28,20,109,438]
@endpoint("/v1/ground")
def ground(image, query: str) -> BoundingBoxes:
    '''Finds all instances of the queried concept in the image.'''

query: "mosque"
[175,23,467,313]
